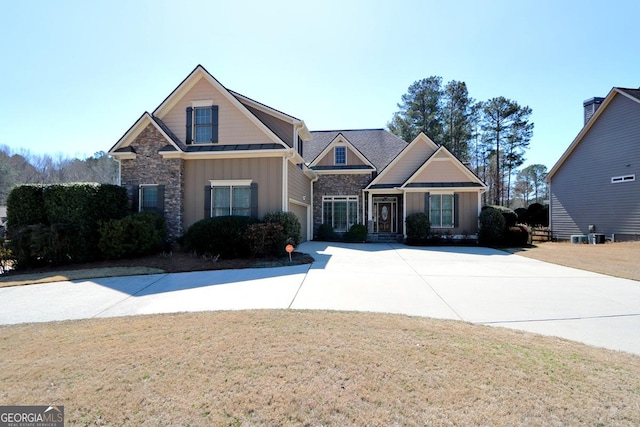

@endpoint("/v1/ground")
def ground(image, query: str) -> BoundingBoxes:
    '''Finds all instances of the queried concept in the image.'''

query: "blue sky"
[1,0,638,171]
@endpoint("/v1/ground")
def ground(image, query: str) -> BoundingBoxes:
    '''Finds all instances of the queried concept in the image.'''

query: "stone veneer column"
[119,125,185,240]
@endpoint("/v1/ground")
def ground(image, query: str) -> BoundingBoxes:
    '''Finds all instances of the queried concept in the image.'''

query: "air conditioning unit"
[571,234,588,244]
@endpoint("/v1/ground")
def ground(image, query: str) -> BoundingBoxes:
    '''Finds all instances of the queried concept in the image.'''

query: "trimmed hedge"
[182,216,258,259]
[6,183,129,267]
[316,223,337,241]
[98,212,166,259]
[263,211,301,246]
[405,213,431,245]
[245,222,285,257]
[345,224,368,242]
[478,207,506,246]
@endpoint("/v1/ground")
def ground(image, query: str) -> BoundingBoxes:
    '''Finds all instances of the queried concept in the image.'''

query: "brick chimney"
[583,97,604,125]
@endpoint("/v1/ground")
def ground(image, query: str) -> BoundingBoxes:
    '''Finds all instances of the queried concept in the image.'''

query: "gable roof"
[109,112,181,155]
[112,65,310,155]
[308,133,375,171]
[401,145,485,189]
[305,129,407,170]
[548,87,640,180]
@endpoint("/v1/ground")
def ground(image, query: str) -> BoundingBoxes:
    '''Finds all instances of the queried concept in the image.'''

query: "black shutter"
[424,192,430,215]
[250,182,258,218]
[186,107,193,144]
[157,185,165,216]
[211,105,219,143]
[204,186,212,218]
[453,193,459,227]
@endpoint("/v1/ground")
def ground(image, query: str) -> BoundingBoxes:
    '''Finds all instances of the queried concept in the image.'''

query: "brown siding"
[412,159,470,182]
[288,162,311,205]
[376,141,436,185]
[316,146,367,167]
[405,191,479,235]
[183,157,283,229]
[161,77,274,145]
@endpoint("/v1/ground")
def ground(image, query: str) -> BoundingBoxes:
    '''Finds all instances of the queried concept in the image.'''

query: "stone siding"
[120,125,185,240]
[312,173,372,237]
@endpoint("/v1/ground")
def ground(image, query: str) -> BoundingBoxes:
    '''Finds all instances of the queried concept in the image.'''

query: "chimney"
[583,97,604,125]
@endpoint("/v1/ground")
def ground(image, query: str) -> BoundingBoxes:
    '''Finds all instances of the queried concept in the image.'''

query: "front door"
[373,196,397,233]
[377,202,392,232]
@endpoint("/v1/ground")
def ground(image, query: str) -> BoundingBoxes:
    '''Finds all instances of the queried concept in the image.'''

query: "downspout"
[310,173,318,241]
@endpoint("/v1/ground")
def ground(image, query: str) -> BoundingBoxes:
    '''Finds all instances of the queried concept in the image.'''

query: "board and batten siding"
[550,94,640,240]
[375,141,436,185]
[405,191,479,234]
[183,157,283,230]
[161,77,274,145]
[287,162,312,241]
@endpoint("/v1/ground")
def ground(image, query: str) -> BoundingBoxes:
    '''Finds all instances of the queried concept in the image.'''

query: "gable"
[403,146,484,188]
[549,88,640,180]
[314,144,368,167]
[158,75,280,146]
[370,133,438,186]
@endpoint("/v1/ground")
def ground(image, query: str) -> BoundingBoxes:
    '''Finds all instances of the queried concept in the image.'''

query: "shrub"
[5,183,129,266]
[405,213,431,245]
[345,224,368,242]
[182,216,258,259]
[0,237,14,274]
[245,222,285,257]
[263,211,301,246]
[505,225,530,247]
[527,203,549,227]
[98,212,166,259]
[515,207,528,224]
[316,223,337,241]
[6,185,47,229]
[478,207,506,246]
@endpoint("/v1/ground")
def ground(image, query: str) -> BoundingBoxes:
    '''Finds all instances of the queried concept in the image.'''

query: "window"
[138,184,164,213]
[186,104,219,144]
[335,146,346,165]
[429,194,454,228]
[209,180,254,217]
[194,107,212,143]
[322,196,357,231]
[611,174,635,184]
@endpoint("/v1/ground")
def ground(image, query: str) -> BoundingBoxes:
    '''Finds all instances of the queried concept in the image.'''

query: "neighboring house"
[109,65,486,242]
[548,88,640,241]
[0,205,6,237]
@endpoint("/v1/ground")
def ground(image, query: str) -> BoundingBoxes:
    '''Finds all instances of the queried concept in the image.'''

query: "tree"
[388,76,444,143]
[515,164,548,205]
[442,80,474,161]
[480,97,534,205]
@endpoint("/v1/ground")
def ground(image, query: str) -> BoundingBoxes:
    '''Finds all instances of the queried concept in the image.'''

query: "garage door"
[289,203,308,242]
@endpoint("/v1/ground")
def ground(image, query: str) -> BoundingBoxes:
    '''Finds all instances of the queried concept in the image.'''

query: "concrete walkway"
[1,241,639,355]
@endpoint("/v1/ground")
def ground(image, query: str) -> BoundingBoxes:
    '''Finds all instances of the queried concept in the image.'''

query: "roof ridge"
[311,128,386,133]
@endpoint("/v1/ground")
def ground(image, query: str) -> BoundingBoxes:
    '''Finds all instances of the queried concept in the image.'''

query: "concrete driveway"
[1,241,639,355]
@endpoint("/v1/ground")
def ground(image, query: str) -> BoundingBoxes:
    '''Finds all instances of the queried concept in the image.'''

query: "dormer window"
[186,102,219,144]
[335,146,346,165]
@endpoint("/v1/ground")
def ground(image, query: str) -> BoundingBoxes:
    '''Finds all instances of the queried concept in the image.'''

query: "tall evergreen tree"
[387,76,443,143]
[442,80,474,161]
[480,97,533,205]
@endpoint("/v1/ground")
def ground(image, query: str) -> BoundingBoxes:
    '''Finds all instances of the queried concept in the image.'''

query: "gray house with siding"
[548,88,640,241]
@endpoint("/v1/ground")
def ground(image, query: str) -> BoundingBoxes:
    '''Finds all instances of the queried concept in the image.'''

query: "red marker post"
[285,244,294,262]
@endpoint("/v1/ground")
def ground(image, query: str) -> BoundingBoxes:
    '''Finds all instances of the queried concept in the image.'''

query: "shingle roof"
[306,129,407,171]
[616,87,640,101]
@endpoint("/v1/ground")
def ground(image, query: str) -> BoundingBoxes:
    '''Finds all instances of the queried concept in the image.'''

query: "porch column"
[367,191,374,233]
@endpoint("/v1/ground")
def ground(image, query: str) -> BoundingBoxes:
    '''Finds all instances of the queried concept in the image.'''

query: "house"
[548,88,640,241]
[109,65,486,242]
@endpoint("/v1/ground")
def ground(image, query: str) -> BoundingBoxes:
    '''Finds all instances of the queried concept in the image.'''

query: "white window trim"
[191,99,213,108]
[209,180,253,217]
[139,184,159,212]
[334,145,347,165]
[322,195,358,231]
[429,193,455,229]
[611,174,635,184]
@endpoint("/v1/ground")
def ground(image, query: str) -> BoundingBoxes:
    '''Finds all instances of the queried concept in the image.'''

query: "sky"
[1,0,639,171]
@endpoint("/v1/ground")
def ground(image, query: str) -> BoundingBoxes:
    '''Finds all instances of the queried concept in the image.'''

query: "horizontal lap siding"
[551,94,640,239]
[162,77,272,145]
[183,157,282,230]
